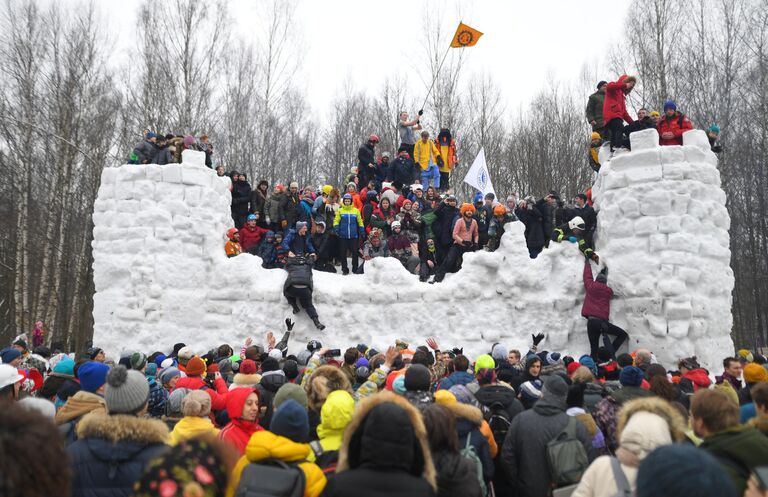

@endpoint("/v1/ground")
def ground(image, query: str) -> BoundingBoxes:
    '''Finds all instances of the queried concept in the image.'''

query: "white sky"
[104,0,632,119]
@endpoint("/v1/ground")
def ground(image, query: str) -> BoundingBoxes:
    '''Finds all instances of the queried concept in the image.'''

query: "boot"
[291,303,300,314]
[312,317,325,330]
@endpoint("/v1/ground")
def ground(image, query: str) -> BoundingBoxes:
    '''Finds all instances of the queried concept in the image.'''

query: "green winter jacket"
[701,425,768,495]
[586,90,606,129]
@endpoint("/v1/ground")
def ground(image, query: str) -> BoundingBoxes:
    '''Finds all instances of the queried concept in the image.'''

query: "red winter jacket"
[602,75,634,125]
[239,225,269,252]
[657,112,694,146]
[174,375,229,412]
[581,262,613,321]
[218,387,264,455]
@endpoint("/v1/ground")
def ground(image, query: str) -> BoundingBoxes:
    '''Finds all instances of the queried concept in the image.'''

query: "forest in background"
[1,0,766,352]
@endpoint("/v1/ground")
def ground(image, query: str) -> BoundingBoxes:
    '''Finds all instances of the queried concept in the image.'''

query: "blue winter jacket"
[68,413,169,497]
[281,229,316,255]
[334,204,365,239]
[436,371,475,391]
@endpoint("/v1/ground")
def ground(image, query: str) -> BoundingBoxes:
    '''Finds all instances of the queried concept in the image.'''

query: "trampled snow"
[92,130,733,371]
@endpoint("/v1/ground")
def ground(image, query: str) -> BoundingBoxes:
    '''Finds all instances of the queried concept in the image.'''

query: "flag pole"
[420,21,463,112]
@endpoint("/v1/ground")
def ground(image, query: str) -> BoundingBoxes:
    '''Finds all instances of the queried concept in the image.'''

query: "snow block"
[682,129,712,152]
[630,128,660,151]
[182,149,206,166]
[634,217,658,236]
[162,164,183,184]
[639,191,671,216]
[181,166,212,187]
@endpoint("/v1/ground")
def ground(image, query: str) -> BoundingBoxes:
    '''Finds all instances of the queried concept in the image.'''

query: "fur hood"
[617,396,686,443]
[76,412,169,445]
[337,391,436,491]
[442,401,484,426]
[232,372,261,386]
[304,365,353,411]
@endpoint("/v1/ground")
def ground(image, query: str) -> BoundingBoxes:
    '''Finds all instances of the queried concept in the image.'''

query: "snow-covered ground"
[92,130,733,371]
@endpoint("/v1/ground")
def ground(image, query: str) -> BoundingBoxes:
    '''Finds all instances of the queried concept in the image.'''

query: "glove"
[418,109,424,116]
[532,333,545,346]
[462,241,472,247]
[568,236,578,243]
[285,318,295,331]
[275,331,290,354]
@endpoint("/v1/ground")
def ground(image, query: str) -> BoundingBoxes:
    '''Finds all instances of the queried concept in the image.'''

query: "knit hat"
[519,379,543,403]
[355,366,370,383]
[404,364,431,392]
[490,343,508,363]
[591,131,601,141]
[636,444,737,497]
[566,362,582,376]
[130,352,147,371]
[52,356,75,377]
[104,365,150,414]
[158,366,181,386]
[18,397,56,420]
[392,375,406,395]
[274,383,309,410]
[578,355,598,376]
[620,366,645,387]
[240,359,257,375]
[295,221,308,231]
[541,375,569,402]
[270,399,309,443]
[167,388,188,416]
[13,338,27,350]
[545,352,563,366]
[153,354,167,367]
[290,181,299,188]
[708,124,721,134]
[678,356,700,370]
[434,390,457,406]
[131,439,230,497]
[77,361,110,393]
[738,349,754,363]
[181,390,212,417]
[282,360,299,381]
[268,348,283,361]
[650,110,660,118]
[743,363,768,384]
[261,357,280,373]
[474,354,495,373]
[476,368,496,386]
[185,356,206,376]
[160,357,176,369]
[663,100,677,111]
[597,80,607,89]
[87,347,103,360]
[448,385,480,407]
[177,346,193,363]
[218,358,233,376]
[145,363,158,379]
[355,357,369,368]
[0,348,21,364]
[296,350,312,366]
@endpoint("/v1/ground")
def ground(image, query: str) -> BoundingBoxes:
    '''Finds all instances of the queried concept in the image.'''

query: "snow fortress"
[92,129,734,371]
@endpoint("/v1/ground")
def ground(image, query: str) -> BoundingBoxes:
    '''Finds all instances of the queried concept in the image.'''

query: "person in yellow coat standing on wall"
[413,130,442,191]
[436,128,457,192]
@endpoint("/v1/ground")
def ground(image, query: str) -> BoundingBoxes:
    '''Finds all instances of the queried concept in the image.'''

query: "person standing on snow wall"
[602,74,636,152]
[581,260,628,360]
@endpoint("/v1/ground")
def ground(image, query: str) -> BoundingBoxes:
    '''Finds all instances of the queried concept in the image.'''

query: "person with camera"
[515,196,546,258]
[398,110,423,158]
[283,255,325,330]
[432,203,478,283]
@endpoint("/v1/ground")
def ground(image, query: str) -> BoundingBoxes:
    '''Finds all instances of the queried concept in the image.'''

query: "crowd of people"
[2,330,768,497]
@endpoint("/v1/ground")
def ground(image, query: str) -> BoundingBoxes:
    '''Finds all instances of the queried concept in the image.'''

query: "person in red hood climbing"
[582,260,628,360]
[219,387,264,455]
[602,74,637,152]
[677,356,712,395]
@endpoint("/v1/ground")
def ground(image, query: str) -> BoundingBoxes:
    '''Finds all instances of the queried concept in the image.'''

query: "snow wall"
[92,129,734,371]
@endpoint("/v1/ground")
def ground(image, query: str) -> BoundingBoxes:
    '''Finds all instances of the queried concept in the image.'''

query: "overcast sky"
[105,0,632,117]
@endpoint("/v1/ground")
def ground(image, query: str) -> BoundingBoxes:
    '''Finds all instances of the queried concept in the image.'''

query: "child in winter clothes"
[273,232,288,268]
[257,232,277,268]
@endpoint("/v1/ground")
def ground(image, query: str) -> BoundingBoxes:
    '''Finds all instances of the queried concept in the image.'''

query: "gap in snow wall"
[92,132,734,370]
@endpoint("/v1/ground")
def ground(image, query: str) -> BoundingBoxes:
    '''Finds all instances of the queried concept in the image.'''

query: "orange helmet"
[459,203,476,215]
[493,205,507,216]
[227,228,238,239]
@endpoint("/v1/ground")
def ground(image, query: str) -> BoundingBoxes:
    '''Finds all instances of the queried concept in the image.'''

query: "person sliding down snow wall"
[283,256,325,330]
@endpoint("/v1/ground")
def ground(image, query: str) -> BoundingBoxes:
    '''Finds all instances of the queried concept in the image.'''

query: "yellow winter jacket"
[227,431,326,497]
[413,139,441,171]
[317,390,355,452]
[168,416,220,446]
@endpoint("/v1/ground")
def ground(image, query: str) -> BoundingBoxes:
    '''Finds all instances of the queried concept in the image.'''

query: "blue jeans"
[421,164,440,190]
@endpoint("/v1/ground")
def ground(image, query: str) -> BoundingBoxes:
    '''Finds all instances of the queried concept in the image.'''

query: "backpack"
[609,456,631,497]
[485,401,512,447]
[460,434,488,497]
[546,417,589,487]
[234,459,305,497]
[309,440,339,475]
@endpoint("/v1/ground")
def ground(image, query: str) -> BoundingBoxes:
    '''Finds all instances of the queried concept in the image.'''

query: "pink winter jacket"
[452,218,479,245]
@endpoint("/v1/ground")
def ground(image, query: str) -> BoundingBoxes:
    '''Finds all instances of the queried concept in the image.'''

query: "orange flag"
[450,22,483,48]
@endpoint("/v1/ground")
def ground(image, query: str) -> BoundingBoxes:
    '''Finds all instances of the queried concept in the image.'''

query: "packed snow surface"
[92,133,734,370]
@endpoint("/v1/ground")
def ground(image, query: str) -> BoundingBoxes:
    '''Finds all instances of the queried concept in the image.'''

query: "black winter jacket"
[433,202,459,247]
[231,181,252,216]
[284,258,314,291]
[389,156,416,186]
[67,413,169,497]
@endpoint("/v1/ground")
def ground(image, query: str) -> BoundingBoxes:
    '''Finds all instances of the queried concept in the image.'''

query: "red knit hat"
[239,359,257,375]
[566,362,582,376]
[185,356,206,376]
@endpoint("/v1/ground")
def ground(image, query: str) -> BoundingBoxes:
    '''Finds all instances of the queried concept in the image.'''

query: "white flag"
[463,148,495,198]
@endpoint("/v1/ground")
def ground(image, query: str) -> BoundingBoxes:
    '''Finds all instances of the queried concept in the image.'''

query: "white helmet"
[0,364,24,390]
[391,220,402,229]
[568,216,586,231]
